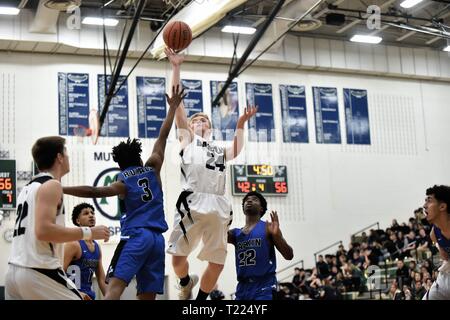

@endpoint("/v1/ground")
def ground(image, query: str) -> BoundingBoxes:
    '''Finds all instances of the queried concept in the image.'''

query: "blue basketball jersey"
[434,225,450,257]
[118,166,168,235]
[232,220,276,280]
[70,240,100,300]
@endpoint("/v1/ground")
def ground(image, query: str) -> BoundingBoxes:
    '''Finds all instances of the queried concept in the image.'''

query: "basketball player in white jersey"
[165,47,257,300]
[422,185,450,300]
[5,136,110,300]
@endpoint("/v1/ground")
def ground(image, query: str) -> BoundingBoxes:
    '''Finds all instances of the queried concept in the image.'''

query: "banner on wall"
[58,73,90,136]
[246,83,275,142]
[181,79,203,118]
[98,75,130,137]
[136,77,167,139]
[280,85,309,143]
[312,86,341,144]
[344,89,371,145]
[210,81,239,141]
[85,146,122,244]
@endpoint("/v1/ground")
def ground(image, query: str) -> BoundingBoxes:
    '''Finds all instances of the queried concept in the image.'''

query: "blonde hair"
[188,112,211,128]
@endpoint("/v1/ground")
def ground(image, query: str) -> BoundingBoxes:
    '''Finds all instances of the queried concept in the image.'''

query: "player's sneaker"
[177,274,199,300]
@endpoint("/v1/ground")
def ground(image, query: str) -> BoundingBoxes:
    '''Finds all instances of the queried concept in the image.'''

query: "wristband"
[81,227,92,240]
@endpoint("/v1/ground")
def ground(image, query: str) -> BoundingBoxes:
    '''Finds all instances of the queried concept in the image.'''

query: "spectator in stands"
[360,232,368,243]
[316,255,330,279]
[318,279,339,300]
[325,255,333,271]
[396,232,406,257]
[331,255,338,268]
[413,271,422,283]
[333,272,346,294]
[424,278,433,292]
[401,231,416,259]
[396,259,410,288]
[292,267,305,288]
[387,281,404,300]
[414,207,430,229]
[412,280,426,300]
[416,228,430,260]
[338,254,347,269]
[422,259,434,275]
[409,260,418,273]
[363,247,379,269]
[403,286,412,300]
[351,250,365,270]
[420,265,431,282]
[367,229,378,245]
[391,219,400,233]
[336,245,347,262]
[384,233,399,259]
[341,261,362,292]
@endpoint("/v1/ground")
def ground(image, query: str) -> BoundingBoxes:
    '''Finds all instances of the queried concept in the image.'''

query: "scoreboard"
[231,165,288,196]
[0,159,16,209]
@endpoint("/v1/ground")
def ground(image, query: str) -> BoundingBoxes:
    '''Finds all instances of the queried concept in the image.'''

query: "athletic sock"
[180,275,191,287]
[196,289,209,300]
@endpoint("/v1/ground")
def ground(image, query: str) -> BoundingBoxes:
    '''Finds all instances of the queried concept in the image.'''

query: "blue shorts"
[107,227,165,295]
[235,275,276,300]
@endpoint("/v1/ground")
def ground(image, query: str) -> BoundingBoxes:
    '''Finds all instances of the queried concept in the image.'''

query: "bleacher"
[276,215,441,300]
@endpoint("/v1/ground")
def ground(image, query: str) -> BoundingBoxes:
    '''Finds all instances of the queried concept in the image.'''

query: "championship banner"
[58,73,89,136]
[181,79,203,117]
[85,146,122,243]
[245,83,275,142]
[312,86,341,144]
[136,77,167,139]
[280,85,309,143]
[344,88,371,145]
[210,81,239,141]
[98,75,130,137]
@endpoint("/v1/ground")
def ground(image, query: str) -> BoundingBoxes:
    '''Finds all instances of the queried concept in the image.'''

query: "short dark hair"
[112,138,142,170]
[242,191,268,217]
[426,185,450,212]
[72,203,94,226]
[32,136,66,171]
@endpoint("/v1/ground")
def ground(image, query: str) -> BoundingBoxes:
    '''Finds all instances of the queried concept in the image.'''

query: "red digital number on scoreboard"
[237,181,250,193]
[0,178,12,190]
[274,182,288,194]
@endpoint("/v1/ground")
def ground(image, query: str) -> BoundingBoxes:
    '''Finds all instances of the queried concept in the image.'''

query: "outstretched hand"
[164,47,185,66]
[165,85,186,110]
[267,210,281,238]
[238,105,258,126]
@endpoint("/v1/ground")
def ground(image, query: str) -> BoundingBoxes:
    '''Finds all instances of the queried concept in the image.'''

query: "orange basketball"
[163,21,192,51]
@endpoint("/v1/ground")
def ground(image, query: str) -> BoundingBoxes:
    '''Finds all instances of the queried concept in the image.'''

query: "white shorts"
[167,191,233,265]
[423,262,450,300]
[5,264,82,300]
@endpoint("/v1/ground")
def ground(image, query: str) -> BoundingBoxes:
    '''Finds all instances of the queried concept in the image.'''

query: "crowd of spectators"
[275,208,440,300]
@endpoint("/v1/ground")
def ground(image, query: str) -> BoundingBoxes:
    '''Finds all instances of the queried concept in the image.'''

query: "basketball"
[163,20,192,51]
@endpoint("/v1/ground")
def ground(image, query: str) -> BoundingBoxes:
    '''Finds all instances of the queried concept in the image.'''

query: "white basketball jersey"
[9,173,65,269]
[180,135,226,195]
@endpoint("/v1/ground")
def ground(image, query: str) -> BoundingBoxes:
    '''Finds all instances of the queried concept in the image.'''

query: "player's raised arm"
[266,211,294,260]
[145,85,186,172]
[63,181,126,199]
[165,47,192,144]
[225,106,257,161]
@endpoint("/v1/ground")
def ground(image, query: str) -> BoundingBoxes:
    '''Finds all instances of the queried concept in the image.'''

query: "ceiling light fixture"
[82,17,119,27]
[350,35,382,44]
[221,25,256,34]
[0,7,20,15]
[400,0,424,9]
